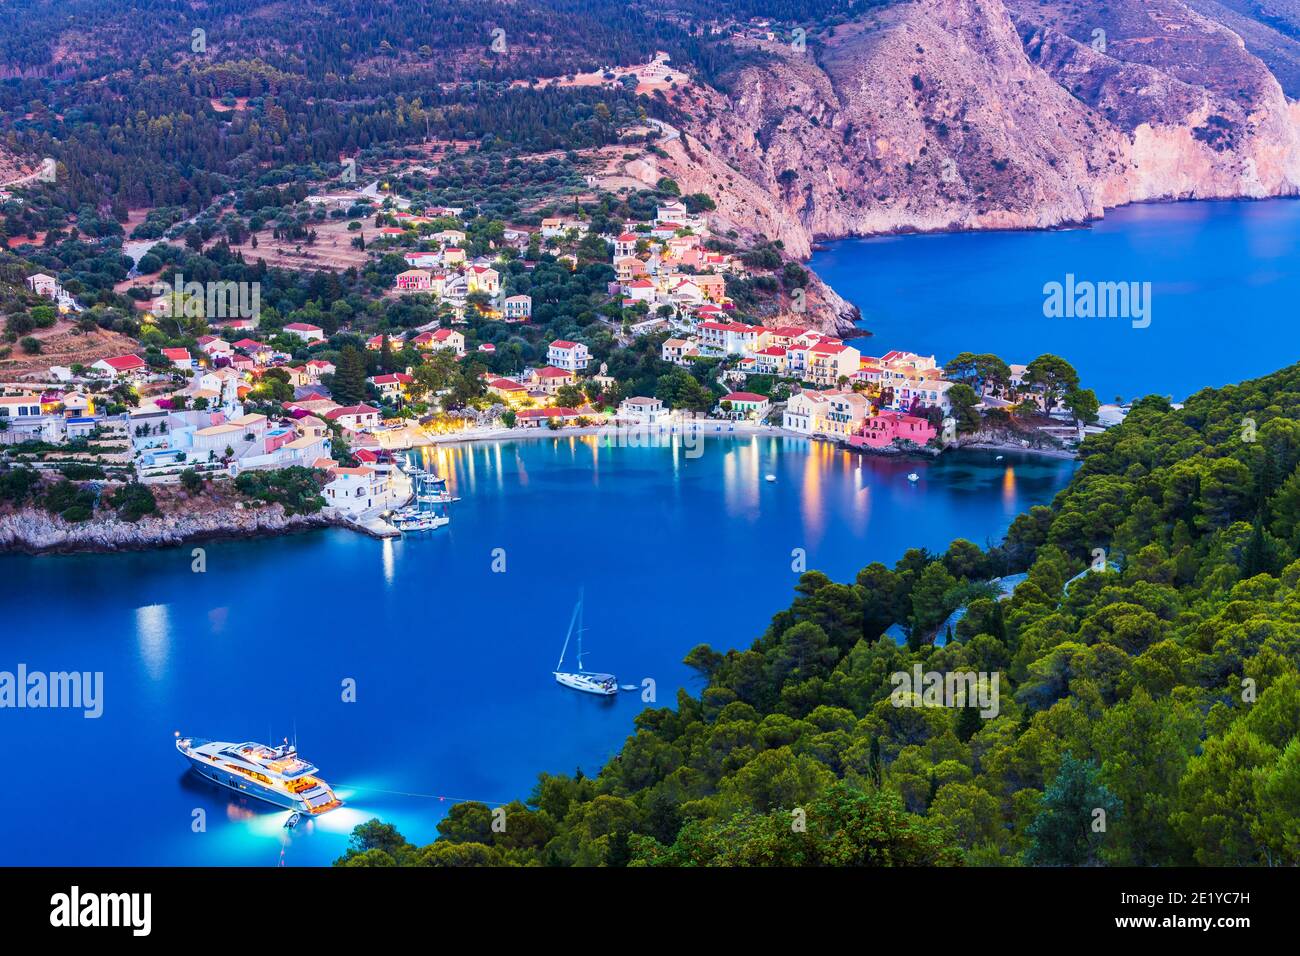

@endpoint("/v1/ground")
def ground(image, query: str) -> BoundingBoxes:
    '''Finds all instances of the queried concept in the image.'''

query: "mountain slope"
[668,0,1300,247]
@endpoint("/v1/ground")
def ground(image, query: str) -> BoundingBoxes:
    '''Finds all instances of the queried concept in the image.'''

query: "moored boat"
[554,591,617,696]
[175,734,342,814]
[391,466,454,533]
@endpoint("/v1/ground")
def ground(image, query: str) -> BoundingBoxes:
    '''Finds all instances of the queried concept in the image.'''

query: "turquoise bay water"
[0,437,1073,865]
[810,198,1300,402]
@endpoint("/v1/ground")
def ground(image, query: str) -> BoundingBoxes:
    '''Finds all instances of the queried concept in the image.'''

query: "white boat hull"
[555,672,618,696]
[176,738,341,814]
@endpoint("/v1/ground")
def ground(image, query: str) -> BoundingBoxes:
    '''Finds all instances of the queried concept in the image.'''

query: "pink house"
[395,269,432,291]
[851,411,938,449]
[266,430,295,454]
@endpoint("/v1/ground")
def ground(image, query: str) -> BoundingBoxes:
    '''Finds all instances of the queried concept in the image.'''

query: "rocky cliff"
[0,500,337,555]
[668,0,1300,252]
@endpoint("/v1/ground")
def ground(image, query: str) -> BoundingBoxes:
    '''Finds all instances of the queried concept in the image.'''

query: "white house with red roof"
[412,327,465,356]
[195,335,233,359]
[698,321,768,356]
[92,354,148,379]
[231,337,272,363]
[754,345,788,376]
[672,278,712,307]
[720,391,771,420]
[325,404,382,431]
[161,347,193,370]
[614,233,640,259]
[547,340,590,372]
[368,372,414,400]
[623,278,656,304]
[283,322,324,343]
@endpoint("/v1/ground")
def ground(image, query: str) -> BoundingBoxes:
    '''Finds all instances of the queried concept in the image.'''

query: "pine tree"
[332,345,368,406]
[955,702,982,743]
[1026,753,1122,865]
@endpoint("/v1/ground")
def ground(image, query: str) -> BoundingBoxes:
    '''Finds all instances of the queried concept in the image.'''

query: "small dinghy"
[284,811,302,830]
[907,473,920,483]
[765,474,776,483]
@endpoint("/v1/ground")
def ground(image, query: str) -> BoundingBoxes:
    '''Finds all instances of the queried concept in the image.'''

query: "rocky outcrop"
[670,0,1300,252]
[0,501,337,555]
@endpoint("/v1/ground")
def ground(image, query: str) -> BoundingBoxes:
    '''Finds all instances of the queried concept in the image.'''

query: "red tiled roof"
[325,405,380,420]
[517,406,581,419]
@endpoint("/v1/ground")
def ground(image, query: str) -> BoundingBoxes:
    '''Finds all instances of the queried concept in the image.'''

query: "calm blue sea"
[810,198,1300,402]
[0,437,1072,865]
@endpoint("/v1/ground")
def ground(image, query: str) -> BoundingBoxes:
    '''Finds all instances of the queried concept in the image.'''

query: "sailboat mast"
[577,592,585,672]
[557,595,581,671]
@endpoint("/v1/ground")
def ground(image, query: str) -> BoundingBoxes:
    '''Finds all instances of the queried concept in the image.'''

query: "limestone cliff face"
[671,0,1300,252]
[0,501,336,555]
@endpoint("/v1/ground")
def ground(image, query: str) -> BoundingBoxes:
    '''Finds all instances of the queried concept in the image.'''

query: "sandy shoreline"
[425,421,786,445]
[416,422,1080,461]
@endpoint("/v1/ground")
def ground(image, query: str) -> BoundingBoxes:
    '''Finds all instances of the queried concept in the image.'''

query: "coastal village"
[0,174,1114,536]
[6,2,1295,884]
[0,54,1117,543]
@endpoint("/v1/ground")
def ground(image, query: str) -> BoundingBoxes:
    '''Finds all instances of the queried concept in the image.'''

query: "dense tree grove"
[338,363,1300,866]
[0,0,788,213]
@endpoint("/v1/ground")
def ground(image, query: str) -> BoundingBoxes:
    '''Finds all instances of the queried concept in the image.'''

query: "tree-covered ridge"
[338,362,1300,866]
[0,0,905,215]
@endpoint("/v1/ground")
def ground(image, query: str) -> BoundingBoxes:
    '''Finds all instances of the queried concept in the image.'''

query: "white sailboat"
[554,591,617,696]
[391,467,452,532]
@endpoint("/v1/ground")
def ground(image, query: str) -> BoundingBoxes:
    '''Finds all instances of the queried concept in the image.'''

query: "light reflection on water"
[0,437,1074,866]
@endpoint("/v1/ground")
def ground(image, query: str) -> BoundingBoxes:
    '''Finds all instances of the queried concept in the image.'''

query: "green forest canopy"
[338,361,1300,866]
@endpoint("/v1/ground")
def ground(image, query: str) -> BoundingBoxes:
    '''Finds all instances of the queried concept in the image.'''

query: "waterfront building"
[547,340,590,372]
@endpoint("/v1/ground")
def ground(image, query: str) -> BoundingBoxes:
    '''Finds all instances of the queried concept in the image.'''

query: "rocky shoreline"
[0,502,342,556]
